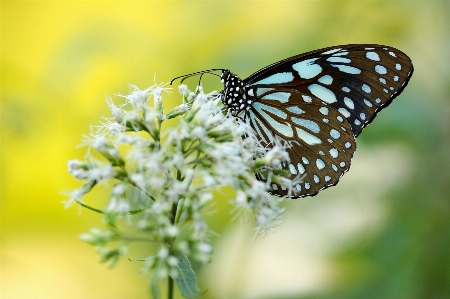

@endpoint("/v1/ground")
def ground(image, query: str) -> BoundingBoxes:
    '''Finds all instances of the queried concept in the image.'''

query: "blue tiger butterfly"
[171,44,413,198]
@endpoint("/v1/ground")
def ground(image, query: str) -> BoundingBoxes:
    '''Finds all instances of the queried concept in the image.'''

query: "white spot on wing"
[333,51,349,56]
[344,97,354,109]
[261,92,291,103]
[289,164,297,175]
[342,87,350,93]
[331,64,361,74]
[330,129,340,139]
[338,108,351,118]
[319,107,329,115]
[252,72,294,85]
[314,175,320,183]
[318,75,333,85]
[297,163,305,174]
[302,157,310,164]
[302,95,312,103]
[308,84,337,103]
[286,106,305,114]
[322,48,341,55]
[364,99,373,107]
[296,128,322,145]
[316,159,325,170]
[395,63,402,70]
[375,65,387,74]
[366,51,380,61]
[326,57,351,63]
[292,117,320,133]
[362,84,371,93]
[253,102,294,137]
[292,58,322,79]
[329,148,338,158]
[257,88,275,96]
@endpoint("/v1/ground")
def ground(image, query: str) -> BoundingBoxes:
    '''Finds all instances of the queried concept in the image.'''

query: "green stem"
[167,169,182,299]
[168,275,174,299]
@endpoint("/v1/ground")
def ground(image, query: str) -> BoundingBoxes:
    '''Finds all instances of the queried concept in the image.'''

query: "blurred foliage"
[1,1,449,299]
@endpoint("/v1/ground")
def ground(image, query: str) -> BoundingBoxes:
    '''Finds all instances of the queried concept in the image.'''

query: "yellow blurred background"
[1,1,449,299]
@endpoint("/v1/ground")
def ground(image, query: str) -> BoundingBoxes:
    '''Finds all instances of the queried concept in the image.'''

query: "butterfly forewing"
[245,45,413,137]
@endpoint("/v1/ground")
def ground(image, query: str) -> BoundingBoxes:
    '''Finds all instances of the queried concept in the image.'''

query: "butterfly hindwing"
[248,92,356,197]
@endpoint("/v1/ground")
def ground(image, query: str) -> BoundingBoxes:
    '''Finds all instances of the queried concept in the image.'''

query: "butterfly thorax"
[220,70,252,117]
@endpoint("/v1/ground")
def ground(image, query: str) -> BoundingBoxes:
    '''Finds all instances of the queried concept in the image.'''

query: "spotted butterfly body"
[175,44,413,198]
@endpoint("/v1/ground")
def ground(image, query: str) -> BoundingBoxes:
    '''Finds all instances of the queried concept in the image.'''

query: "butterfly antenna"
[170,69,224,85]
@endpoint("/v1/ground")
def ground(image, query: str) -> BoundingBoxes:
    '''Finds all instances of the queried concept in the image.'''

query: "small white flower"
[167,256,179,267]
[178,84,189,96]
[197,242,212,254]
[235,191,247,206]
[112,183,126,196]
[191,126,206,140]
[106,96,125,122]
[120,85,152,109]
[87,165,116,181]
[130,173,146,190]
[158,247,169,259]
[164,225,179,238]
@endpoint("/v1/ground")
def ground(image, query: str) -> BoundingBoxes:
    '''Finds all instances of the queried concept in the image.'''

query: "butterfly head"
[220,70,250,117]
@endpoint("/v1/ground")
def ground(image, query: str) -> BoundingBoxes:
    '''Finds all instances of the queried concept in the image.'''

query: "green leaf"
[171,255,207,298]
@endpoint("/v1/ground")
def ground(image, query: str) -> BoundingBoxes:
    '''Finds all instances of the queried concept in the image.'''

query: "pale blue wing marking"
[296,127,322,145]
[331,64,362,74]
[326,57,351,63]
[251,72,294,85]
[253,102,293,137]
[256,88,274,96]
[375,65,387,74]
[366,52,380,61]
[292,58,322,79]
[308,84,337,103]
[318,75,333,85]
[286,106,305,114]
[291,117,320,134]
[261,92,291,103]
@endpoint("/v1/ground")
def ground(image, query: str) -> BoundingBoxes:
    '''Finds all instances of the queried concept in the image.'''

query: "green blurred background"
[1,1,449,298]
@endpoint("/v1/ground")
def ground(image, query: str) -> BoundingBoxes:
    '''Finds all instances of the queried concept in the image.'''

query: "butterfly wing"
[248,92,356,197]
[243,44,413,197]
[245,44,414,137]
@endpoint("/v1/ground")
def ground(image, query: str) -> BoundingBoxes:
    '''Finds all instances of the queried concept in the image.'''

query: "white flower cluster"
[67,83,295,279]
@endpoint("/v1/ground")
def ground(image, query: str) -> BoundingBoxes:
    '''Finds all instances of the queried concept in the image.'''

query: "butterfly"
[171,44,413,198]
